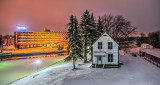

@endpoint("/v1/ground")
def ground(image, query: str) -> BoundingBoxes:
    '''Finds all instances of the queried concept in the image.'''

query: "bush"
[132,53,137,57]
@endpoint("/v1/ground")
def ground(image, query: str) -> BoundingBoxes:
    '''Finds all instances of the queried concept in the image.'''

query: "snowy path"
[10,54,160,85]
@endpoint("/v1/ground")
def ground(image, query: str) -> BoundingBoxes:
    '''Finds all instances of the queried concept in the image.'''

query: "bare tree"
[101,14,114,32]
[101,14,137,48]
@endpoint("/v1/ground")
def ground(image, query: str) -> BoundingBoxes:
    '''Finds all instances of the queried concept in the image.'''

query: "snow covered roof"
[92,32,119,46]
[140,48,160,58]
[141,43,152,46]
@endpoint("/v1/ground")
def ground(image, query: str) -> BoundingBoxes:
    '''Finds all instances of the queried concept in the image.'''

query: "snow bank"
[10,50,160,85]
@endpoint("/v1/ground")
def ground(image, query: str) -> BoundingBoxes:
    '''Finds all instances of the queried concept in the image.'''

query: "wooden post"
[73,57,76,69]
[84,35,87,63]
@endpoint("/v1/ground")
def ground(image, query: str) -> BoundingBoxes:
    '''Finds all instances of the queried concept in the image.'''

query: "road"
[0,54,68,85]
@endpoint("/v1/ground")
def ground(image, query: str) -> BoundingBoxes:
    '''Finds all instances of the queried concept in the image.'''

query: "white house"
[141,43,153,49]
[92,32,119,68]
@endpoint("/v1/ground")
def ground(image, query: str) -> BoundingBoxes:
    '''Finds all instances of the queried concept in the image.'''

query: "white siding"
[92,32,119,65]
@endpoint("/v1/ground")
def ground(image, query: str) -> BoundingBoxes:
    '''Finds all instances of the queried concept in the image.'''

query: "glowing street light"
[57,43,60,45]
[87,46,90,49]
[57,43,61,51]
[36,59,41,64]
[70,50,72,53]
[35,59,41,72]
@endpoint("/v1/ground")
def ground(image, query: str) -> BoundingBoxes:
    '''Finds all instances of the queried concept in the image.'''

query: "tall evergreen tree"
[66,15,83,69]
[89,13,97,43]
[80,10,92,62]
[96,16,104,36]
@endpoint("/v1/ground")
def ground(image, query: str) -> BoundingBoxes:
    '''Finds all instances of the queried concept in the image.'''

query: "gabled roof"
[92,32,119,46]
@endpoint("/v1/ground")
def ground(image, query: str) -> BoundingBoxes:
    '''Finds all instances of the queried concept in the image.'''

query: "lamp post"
[1,44,5,53]
[57,43,60,51]
[35,59,41,72]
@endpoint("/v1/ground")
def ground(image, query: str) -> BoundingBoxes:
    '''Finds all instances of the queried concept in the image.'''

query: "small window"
[103,35,107,36]
[98,42,102,49]
[108,42,113,49]
[108,54,113,62]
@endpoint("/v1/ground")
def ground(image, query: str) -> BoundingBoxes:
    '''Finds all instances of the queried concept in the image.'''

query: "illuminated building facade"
[14,31,68,49]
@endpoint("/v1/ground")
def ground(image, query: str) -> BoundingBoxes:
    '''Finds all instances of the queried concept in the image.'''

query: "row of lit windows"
[16,33,67,35]
[18,40,65,42]
[17,38,66,40]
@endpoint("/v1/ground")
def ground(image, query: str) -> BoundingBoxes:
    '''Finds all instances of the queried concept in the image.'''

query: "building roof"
[92,32,119,46]
[141,43,150,46]
[140,48,160,58]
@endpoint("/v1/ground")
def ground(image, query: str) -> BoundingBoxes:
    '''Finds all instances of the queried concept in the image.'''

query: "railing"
[139,51,160,67]
[0,50,67,61]
[0,53,12,61]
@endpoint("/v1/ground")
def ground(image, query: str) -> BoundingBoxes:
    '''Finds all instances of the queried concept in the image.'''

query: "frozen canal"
[0,54,68,85]
[10,53,160,85]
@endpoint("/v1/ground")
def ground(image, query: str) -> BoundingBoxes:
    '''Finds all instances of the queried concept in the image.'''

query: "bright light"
[87,46,90,49]
[35,59,41,64]
[70,50,72,53]
[17,26,27,31]
[57,43,60,45]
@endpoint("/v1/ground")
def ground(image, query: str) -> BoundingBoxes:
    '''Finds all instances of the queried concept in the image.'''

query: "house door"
[97,56,102,65]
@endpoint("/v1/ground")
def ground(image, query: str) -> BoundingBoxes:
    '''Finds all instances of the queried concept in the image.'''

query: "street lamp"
[35,59,41,72]
[87,46,90,49]
[1,44,5,53]
[70,50,72,53]
[57,43,61,51]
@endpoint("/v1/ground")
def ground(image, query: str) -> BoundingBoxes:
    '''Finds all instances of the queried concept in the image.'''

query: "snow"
[10,50,160,85]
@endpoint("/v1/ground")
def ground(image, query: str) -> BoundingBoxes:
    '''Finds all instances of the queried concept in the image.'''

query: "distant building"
[141,43,153,49]
[14,30,68,49]
[2,35,14,46]
[44,27,51,32]
[92,32,119,68]
[139,48,160,67]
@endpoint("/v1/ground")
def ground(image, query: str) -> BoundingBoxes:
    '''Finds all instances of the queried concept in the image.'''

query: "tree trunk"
[84,35,87,63]
[91,46,92,61]
[73,57,76,69]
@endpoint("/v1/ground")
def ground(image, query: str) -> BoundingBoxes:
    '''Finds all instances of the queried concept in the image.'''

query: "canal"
[0,53,69,85]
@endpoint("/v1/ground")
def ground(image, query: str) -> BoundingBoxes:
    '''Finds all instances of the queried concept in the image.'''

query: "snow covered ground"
[10,50,160,85]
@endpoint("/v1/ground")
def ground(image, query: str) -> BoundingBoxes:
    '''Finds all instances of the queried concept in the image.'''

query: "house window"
[98,56,102,60]
[98,42,102,49]
[108,42,113,49]
[108,54,113,62]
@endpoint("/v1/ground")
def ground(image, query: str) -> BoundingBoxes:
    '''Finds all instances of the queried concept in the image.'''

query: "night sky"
[0,0,160,35]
